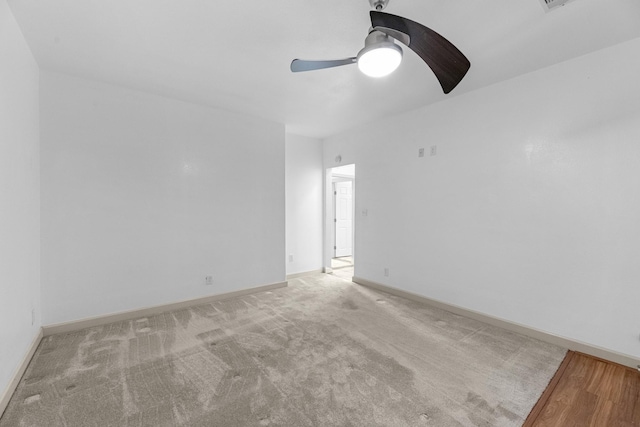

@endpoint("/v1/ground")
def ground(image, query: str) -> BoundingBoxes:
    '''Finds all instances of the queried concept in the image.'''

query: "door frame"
[324,165,355,273]
[333,179,354,258]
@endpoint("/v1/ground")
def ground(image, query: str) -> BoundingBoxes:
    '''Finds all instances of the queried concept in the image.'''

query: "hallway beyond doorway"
[331,256,353,281]
[325,163,355,278]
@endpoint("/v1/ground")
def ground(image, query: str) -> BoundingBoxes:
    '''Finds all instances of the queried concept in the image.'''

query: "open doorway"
[327,164,355,281]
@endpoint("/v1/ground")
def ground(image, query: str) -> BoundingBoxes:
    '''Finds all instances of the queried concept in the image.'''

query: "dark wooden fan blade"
[291,58,357,72]
[371,11,470,94]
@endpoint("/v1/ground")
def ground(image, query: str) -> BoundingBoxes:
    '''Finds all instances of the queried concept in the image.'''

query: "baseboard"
[43,281,288,337]
[353,276,640,369]
[0,328,43,418]
[323,267,333,274]
[286,269,323,280]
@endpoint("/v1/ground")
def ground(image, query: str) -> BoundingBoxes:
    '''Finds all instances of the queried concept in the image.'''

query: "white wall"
[324,36,640,359]
[0,0,40,401]
[40,71,285,325]
[285,134,323,275]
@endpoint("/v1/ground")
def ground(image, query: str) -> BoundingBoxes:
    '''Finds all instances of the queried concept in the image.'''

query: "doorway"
[334,180,353,258]
[327,164,355,280]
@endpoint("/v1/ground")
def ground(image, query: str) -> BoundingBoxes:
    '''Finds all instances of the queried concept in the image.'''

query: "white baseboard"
[323,267,333,274]
[43,281,288,337]
[0,328,43,418]
[353,276,640,369]
[286,269,323,280]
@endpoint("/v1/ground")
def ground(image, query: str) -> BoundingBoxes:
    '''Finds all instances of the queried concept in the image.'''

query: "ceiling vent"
[539,0,577,12]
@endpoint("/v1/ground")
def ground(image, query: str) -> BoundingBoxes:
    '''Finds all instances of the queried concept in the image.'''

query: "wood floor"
[524,351,640,426]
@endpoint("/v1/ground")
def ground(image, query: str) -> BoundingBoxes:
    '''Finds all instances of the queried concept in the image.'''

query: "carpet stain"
[341,299,359,310]
[0,274,567,426]
[465,391,522,425]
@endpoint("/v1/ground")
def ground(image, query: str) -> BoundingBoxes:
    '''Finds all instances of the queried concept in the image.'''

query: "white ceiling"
[7,0,640,138]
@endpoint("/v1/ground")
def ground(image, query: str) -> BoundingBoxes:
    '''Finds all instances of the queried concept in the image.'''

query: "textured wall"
[40,71,285,325]
[323,37,640,358]
[0,0,41,402]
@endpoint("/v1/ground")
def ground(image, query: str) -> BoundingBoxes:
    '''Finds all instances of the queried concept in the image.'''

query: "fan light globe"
[357,37,403,78]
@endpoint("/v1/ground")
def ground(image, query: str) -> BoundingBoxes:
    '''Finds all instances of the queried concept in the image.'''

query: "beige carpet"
[331,257,353,269]
[1,274,566,426]
[330,266,354,281]
[330,257,354,281]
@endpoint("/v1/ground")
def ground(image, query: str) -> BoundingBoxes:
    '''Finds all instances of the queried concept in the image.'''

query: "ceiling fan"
[290,0,470,94]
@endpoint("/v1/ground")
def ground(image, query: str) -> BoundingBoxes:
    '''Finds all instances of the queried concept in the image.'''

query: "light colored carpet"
[331,257,353,269]
[330,265,354,281]
[1,274,566,426]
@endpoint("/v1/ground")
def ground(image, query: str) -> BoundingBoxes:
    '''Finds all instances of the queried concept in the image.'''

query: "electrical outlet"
[418,148,425,157]
[430,145,437,156]
[205,276,213,286]
[384,268,389,277]
[288,254,294,262]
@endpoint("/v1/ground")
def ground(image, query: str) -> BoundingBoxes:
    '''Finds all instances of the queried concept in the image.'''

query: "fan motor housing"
[362,30,395,49]
[369,0,389,11]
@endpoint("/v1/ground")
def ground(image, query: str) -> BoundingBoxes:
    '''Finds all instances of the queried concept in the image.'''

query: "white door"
[334,181,353,257]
